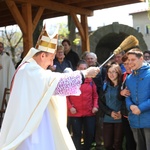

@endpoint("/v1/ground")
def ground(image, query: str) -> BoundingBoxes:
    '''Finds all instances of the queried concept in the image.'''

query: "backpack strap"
[103,82,107,92]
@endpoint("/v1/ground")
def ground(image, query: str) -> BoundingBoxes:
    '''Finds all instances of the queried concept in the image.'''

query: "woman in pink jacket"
[67,60,99,150]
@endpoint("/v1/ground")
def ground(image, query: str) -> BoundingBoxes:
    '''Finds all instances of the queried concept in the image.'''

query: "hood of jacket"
[132,63,150,76]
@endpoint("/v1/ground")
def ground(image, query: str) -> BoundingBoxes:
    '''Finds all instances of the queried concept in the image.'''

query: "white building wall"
[131,11,150,50]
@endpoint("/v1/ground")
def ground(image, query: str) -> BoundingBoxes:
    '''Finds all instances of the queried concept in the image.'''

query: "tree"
[68,15,76,51]
[0,25,23,64]
[68,15,81,55]
[57,22,69,44]
[56,16,81,54]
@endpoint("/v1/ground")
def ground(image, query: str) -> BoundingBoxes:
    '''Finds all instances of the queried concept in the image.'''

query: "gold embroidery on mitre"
[35,25,58,53]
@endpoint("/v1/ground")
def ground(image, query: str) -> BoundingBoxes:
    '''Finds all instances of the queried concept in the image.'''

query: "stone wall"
[89,22,147,64]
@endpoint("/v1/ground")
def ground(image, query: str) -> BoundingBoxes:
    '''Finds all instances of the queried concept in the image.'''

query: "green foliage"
[58,22,69,38]
[57,22,69,45]
[57,22,81,47]
[73,38,80,45]
[148,0,150,20]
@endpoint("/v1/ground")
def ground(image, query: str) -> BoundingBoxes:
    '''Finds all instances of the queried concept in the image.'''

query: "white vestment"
[0,58,81,150]
[0,53,15,106]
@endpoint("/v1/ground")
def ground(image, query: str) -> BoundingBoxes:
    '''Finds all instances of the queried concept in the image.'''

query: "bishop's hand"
[81,67,100,78]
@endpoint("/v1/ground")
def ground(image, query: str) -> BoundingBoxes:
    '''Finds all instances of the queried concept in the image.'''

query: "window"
[136,26,140,32]
[145,25,150,34]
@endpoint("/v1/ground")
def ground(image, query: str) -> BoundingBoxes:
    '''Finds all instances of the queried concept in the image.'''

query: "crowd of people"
[48,43,150,150]
[0,30,150,150]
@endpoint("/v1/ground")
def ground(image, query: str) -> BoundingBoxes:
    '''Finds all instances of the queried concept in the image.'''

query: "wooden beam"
[55,0,145,8]
[59,0,87,4]
[70,12,85,41]
[41,14,67,20]
[82,0,145,10]
[0,21,16,27]
[22,3,33,56]
[12,0,93,16]
[74,0,124,7]
[33,7,45,32]
[5,0,26,34]
[81,15,90,52]
[0,1,10,11]
[70,13,90,52]
[62,0,142,4]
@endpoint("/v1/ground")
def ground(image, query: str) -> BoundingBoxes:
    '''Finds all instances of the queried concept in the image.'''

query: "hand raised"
[81,67,100,78]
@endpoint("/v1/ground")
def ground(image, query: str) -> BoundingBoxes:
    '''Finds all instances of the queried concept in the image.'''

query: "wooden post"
[71,13,90,53]
[6,0,93,56]
[6,0,45,57]
[22,3,33,57]
[81,15,90,52]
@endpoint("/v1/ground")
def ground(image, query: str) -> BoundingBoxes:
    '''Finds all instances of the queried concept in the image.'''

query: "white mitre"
[21,25,58,64]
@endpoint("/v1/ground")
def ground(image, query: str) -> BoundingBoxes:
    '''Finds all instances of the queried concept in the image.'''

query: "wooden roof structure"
[0,0,144,56]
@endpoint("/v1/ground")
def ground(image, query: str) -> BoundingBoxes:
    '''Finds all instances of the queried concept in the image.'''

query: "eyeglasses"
[57,52,64,54]
[144,56,150,59]
[107,71,117,74]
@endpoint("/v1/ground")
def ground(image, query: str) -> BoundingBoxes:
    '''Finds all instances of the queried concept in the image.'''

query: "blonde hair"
[57,45,64,51]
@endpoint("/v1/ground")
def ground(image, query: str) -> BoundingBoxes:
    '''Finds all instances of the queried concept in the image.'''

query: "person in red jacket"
[67,60,99,150]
